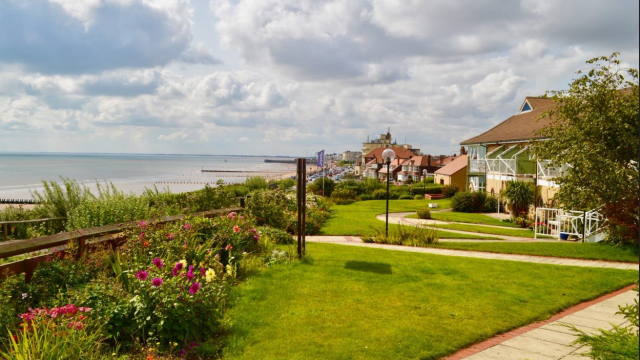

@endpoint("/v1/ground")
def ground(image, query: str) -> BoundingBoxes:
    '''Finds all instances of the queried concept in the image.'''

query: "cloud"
[158,131,189,141]
[472,69,527,112]
[0,0,218,74]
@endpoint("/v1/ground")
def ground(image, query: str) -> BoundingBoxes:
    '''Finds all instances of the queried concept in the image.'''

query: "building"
[434,155,468,188]
[356,129,420,176]
[342,151,361,163]
[460,96,558,206]
[361,147,415,180]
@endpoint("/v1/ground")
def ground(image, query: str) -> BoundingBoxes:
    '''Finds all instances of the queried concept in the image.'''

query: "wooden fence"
[0,207,243,281]
[1,217,66,241]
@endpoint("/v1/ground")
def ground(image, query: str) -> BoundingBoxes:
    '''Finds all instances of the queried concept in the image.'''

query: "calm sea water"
[0,152,296,199]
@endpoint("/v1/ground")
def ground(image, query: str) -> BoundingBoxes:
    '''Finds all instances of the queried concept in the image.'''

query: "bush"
[409,185,444,196]
[245,176,269,191]
[398,195,413,200]
[331,189,358,203]
[414,195,423,200]
[451,191,487,213]
[307,178,336,197]
[372,189,388,200]
[503,180,534,216]
[442,184,461,198]
[362,224,438,246]
[257,226,294,244]
[363,178,385,195]
[484,195,499,213]
[246,190,293,230]
[335,180,366,195]
[359,194,373,201]
[417,208,432,219]
[277,178,295,191]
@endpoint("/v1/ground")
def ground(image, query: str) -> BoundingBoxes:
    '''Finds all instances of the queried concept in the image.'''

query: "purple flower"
[227,212,237,220]
[151,277,163,287]
[153,258,164,268]
[169,233,175,240]
[184,223,192,230]
[139,221,147,230]
[186,270,194,281]
[172,267,179,277]
[189,282,200,295]
[175,262,184,271]
[136,270,148,281]
[200,267,206,277]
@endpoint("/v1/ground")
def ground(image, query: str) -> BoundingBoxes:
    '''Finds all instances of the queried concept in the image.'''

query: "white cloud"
[158,131,189,141]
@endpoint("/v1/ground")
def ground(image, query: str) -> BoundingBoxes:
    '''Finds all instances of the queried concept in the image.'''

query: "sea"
[0,152,299,200]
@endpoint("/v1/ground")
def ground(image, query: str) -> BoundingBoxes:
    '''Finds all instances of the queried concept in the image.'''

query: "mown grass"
[432,223,554,238]
[321,199,451,236]
[425,242,640,263]
[412,211,523,228]
[222,243,637,360]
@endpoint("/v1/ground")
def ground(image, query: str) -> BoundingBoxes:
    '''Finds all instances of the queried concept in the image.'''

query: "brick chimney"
[460,146,467,155]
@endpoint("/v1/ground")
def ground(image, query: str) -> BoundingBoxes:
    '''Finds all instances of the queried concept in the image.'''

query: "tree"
[503,180,534,217]
[532,53,639,245]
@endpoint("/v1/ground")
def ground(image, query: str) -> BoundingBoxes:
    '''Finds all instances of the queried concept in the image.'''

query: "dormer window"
[520,101,532,113]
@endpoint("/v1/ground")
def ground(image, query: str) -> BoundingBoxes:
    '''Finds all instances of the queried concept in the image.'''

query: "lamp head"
[382,149,396,164]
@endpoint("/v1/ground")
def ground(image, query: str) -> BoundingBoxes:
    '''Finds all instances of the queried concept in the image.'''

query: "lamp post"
[382,148,396,239]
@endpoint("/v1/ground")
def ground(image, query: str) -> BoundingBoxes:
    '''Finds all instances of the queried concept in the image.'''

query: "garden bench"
[424,194,443,200]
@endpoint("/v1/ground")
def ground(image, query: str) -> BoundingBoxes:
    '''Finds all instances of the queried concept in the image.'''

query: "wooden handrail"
[0,217,66,225]
[0,207,243,261]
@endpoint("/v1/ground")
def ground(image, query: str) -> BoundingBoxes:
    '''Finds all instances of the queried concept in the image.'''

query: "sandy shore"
[0,204,36,211]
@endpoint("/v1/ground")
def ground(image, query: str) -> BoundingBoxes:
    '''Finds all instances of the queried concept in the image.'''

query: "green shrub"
[417,208,432,219]
[359,195,373,201]
[246,190,293,230]
[484,195,499,213]
[335,180,366,195]
[331,189,358,201]
[442,184,461,198]
[372,189,388,200]
[398,195,413,200]
[66,191,151,230]
[363,178,385,195]
[245,176,269,191]
[257,226,294,244]
[307,178,336,197]
[31,177,93,220]
[414,195,423,200]
[570,285,639,360]
[451,191,487,213]
[362,224,438,246]
[503,180,534,216]
[277,178,295,191]
[409,185,444,196]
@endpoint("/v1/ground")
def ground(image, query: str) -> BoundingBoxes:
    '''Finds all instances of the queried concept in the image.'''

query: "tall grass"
[362,223,439,246]
[31,178,93,220]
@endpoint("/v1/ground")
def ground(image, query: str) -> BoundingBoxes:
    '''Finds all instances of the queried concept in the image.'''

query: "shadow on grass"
[344,261,392,275]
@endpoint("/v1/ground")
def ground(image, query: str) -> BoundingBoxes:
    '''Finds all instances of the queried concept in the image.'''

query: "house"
[459,96,561,206]
[356,129,420,176]
[361,147,415,180]
[434,155,468,188]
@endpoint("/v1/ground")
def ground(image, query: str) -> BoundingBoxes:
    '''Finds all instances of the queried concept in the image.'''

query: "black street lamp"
[382,148,396,239]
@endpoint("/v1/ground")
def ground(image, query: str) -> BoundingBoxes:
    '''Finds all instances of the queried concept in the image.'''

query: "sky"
[0,0,638,157]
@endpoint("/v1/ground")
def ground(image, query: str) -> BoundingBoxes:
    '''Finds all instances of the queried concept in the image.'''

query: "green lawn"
[321,199,451,236]
[422,212,522,228]
[426,242,640,263]
[222,243,637,360]
[433,223,553,238]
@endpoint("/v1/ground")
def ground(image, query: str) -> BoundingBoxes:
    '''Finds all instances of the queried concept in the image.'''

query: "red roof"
[434,155,468,176]
[364,147,415,163]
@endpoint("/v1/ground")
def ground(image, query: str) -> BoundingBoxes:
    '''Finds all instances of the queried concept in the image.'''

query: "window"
[521,101,532,112]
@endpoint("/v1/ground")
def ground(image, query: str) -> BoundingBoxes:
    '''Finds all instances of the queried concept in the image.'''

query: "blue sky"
[0,0,638,156]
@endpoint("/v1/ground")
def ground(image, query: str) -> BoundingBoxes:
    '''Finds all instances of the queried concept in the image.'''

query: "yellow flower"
[179,259,187,268]
[205,268,216,282]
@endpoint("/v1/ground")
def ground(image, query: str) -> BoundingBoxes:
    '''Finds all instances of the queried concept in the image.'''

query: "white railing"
[486,158,516,175]
[537,161,571,179]
[534,207,605,241]
[469,159,486,173]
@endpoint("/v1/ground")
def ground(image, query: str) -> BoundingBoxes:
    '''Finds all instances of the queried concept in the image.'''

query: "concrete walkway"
[306,236,640,271]
[307,236,638,359]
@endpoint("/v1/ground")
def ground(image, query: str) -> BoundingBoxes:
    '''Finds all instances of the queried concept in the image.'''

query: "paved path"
[307,236,639,359]
[307,236,639,271]
[377,213,550,241]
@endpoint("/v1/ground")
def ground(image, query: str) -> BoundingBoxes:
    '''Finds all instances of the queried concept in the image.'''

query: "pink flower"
[169,233,175,240]
[225,244,233,251]
[233,225,241,233]
[139,221,147,230]
[184,223,192,230]
[136,270,148,281]
[253,235,259,241]
[172,267,179,277]
[152,277,163,287]
[189,282,200,295]
[175,262,184,271]
[153,258,164,268]
[200,267,206,276]
[227,212,237,220]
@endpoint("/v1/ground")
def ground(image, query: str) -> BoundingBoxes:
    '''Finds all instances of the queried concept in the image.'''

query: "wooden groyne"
[0,199,38,205]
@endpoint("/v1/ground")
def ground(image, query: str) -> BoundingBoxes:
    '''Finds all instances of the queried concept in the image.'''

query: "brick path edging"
[442,284,637,360]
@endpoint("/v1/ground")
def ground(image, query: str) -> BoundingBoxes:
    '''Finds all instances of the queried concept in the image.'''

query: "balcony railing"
[469,159,486,173]
[537,161,568,179]
[486,158,516,175]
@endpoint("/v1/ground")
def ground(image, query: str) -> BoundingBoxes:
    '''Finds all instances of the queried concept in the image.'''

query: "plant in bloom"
[153,257,164,268]
[139,221,147,230]
[225,244,233,251]
[184,223,192,230]
[189,282,200,294]
[205,269,216,282]
[227,211,237,220]
[137,270,149,281]
[233,225,241,233]
[151,277,163,287]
